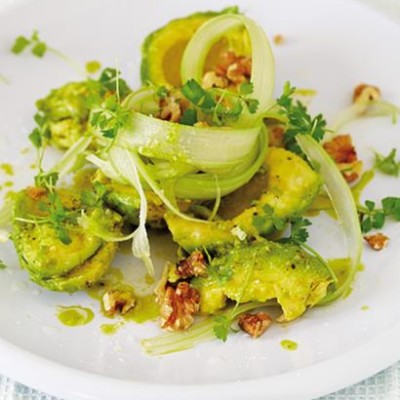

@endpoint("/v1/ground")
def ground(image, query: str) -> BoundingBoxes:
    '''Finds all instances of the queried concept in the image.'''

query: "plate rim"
[1,320,400,400]
[1,0,400,399]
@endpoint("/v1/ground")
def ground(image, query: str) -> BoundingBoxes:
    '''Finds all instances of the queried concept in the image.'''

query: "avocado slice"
[92,170,191,228]
[11,188,122,291]
[140,7,249,87]
[31,242,118,292]
[166,147,321,251]
[192,240,336,321]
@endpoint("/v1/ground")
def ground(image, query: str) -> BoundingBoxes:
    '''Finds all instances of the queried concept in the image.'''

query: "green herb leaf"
[382,197,400,220]
[213,315,231,342]
[156,86,169,99]
[182,79,216,110]
[289,217,311,243]
[239,82,254,96]
[11,35,31,54]
[99,68,130,98]
[31,41,47,58]
[277,81,326,154]
[0,259,7,270]
[374,149,400,177]
[29,128,43,149]
[34,171,59,189]
[179,108,198,126]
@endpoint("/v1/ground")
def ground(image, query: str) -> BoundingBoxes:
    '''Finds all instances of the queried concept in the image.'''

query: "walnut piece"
[323,135,362,183]
[26,186,47,200]
[159,282,200,331]
[176,250,207,279]
[159,96,182,123]
[353,83,381,105]
[238,312,272,338]
[212,51,252,86]
[364,232,389,251]
[102,289,136,317]
[273,34,285,45]
[202,71,228,89]
[323,134,357,164]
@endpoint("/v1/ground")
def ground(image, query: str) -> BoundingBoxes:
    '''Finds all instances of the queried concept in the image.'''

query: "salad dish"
[1,0,400,399]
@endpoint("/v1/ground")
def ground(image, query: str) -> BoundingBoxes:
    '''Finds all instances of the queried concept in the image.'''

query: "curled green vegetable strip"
[296,135,363,303]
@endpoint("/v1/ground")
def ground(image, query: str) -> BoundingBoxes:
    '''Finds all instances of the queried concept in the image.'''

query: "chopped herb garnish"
[98,68,130,98]
[277,81,327,154]
[213,315,231,342]
[11,30,47,58]
[37,191,73,245]
[179,108,198,126]
[288,217,312,243]
[181,79,259,126]
[374,148,400,177]
[0,259,7,270]
[358,197,400,233]
[156,86,169,99]
[90,94,131,138]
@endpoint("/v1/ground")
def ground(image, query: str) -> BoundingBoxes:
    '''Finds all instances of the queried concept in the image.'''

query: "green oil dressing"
[86,267,159,325]
[123,294,159,324]
[86,267,126,301]
[0,164,14,176]
[361,305,369,311]
[100,322,124,335]
[57,306,94,327]
[281,339,298,351]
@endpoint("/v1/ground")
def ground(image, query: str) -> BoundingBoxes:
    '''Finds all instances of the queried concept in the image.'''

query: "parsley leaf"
[289,217,312,243]
[358,196,400,233]
[213,315,231,342]
[277,81,327,154]
[11,35,31,54]
[99,68,130,98]
[239,82,254,96]
[179,109,198,126]
[382,197,400,221]
[374,148,400,177]
[34,171,59,189]
[0,260,7,270]
[90,94,131,139]
[11,30,48,58]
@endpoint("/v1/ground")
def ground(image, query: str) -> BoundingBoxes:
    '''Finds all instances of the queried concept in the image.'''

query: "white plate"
[1,0,400,399]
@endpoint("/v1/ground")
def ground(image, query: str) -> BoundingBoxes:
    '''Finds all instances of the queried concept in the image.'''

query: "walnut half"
[102,289,136,317]
[238,312,272,338]
[176,250,207,279]
[364,232,389,251]
[159,282,200,331]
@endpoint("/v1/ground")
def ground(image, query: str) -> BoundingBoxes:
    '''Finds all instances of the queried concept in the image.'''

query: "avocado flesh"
[11,189,121,291]
[36,81,91,149]
[140,7,249,87]
[92,170,191,228]
[166,147,321,252]
[192,240,335,321]
[31,242,118,292]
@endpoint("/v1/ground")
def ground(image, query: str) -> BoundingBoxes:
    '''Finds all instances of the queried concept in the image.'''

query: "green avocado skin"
[140,7,239,86]
[192,240,335,321]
